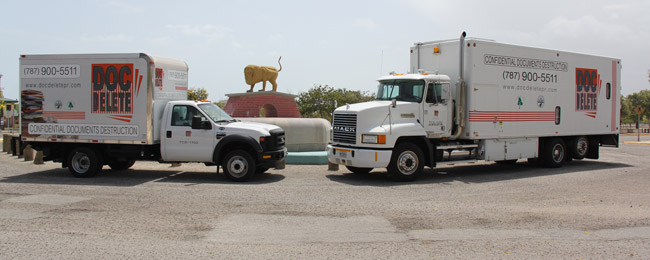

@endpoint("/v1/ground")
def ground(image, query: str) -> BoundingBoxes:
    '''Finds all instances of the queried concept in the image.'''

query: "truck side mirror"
[192,116,211,130]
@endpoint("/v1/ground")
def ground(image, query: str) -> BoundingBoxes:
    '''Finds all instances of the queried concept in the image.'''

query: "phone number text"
[21,64,81,79]
[503,71,558,83]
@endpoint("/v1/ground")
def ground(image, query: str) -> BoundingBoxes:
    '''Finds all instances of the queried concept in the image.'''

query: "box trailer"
[20,53,286,181]
[328,32,620,180]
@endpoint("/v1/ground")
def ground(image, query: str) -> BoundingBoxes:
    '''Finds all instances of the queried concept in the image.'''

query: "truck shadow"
[326,160,632,187]
[0,167,285,187]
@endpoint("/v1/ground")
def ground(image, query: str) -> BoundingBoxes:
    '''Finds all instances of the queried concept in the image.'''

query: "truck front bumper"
[327,145,391,168]
[258,148,287,169]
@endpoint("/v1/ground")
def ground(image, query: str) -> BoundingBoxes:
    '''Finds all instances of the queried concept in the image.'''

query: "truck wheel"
[388,143,424,181]
[572,136,588,159]
[68,147,103,177]
[108,159,136,170]
[543,138,566,168]
[346,166,372,174]
[222,150,256,182]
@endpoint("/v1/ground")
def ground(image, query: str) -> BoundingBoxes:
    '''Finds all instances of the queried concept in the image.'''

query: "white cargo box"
[20,53,188,144]
[411,39,621,139]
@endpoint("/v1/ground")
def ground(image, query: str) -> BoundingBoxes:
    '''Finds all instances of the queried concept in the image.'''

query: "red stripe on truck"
[611,60,617,132]
[469,111,555,122]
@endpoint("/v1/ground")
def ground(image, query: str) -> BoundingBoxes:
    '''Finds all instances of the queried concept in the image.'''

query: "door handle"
[166,131,172,138]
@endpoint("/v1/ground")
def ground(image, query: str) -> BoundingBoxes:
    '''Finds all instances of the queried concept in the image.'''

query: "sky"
[1,0,649,101]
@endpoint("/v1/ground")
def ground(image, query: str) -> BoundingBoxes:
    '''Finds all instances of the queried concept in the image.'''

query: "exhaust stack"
[450,31,467,140]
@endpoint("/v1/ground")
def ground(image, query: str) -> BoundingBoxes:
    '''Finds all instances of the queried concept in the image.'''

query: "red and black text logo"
[575,68,601,112]
[155,68,164,90]
[92,64,134,114]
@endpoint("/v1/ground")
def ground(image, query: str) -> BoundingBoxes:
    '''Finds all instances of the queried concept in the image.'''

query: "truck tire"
[108,159,136,170]
[222,150,256,182]
[543,138,566,168]
[68,147,103,177]
[388,143,424,181]
[346,166,372,174]
[572,136,588,159]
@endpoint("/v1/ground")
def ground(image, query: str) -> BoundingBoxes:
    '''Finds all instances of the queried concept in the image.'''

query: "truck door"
[422,82,452,138]
[162,105,215,162]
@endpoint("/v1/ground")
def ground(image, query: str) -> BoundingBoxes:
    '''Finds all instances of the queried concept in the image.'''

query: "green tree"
[625,90,650,124]
[187,87,208,101]
[620,96,635,124]
[297,84,374,122]
[214,100,227,109]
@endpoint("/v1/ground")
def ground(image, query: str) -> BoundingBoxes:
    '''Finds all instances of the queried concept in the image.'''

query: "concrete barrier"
[34,150,44,165]
[10,136,21,156]
[2,134,10,153]
[238,118,330,152]
[23,145,34,161]
[328,162,339,171]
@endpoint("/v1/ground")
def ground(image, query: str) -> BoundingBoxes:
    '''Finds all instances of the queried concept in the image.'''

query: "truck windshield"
[197,103,235,122]
[376,79,425,102]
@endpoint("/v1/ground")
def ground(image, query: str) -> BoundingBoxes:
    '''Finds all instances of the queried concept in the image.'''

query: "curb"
[286,151,328,165]
[623,141,650,146]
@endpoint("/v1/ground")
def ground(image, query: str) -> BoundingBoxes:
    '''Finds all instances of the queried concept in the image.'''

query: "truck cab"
[160,100,286,181]
[329,72,453,180]
[375,73,454,139]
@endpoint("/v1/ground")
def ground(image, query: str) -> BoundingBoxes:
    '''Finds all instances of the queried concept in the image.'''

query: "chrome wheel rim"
[552,144,564,163]
[71,152,90,174]
[227,155,248,178]
[576,138,588,156]
[397,151,418,175]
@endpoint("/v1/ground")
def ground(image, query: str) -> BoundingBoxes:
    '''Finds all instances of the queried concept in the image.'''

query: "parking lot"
[1,135,649,259]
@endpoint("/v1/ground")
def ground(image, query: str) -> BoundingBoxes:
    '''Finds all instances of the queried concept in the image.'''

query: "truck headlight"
[362,134,386,144]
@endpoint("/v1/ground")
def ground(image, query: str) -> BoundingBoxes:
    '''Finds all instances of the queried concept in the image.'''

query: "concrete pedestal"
[224,92,300,118]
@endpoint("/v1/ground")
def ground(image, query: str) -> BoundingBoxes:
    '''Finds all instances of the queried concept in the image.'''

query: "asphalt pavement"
[0,134,649,259]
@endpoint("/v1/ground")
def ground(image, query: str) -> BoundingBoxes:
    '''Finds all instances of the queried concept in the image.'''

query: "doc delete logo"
[575,67,601,112]
[91,64,142,114]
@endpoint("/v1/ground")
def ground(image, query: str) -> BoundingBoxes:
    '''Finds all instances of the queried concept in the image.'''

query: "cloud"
[148,36,173,46]
[231,40,243,49]
[166,24,233,42]
[268,33,284,41]
[80,34,134,43]
[356,18,377,29]
[101,1,144,13]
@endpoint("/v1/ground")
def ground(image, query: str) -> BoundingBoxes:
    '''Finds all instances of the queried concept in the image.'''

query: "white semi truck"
[328,32,620,180]
[19,53,286,181]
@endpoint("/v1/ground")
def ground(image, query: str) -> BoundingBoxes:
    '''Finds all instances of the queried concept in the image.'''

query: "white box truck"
[19,53,286,181]
[328,32,620,180]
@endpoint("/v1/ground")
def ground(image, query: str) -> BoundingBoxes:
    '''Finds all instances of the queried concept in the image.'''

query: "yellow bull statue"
[244,57,282,92]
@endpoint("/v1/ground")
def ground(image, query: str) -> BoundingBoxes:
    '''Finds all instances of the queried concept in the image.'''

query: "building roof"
[0,97,18,103]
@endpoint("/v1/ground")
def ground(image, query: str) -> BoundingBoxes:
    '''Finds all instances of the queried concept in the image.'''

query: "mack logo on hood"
[333,126,356,133]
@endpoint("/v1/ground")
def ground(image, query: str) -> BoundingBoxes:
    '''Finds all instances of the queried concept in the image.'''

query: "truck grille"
[263,128,285,151]
[332,113,357,144]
